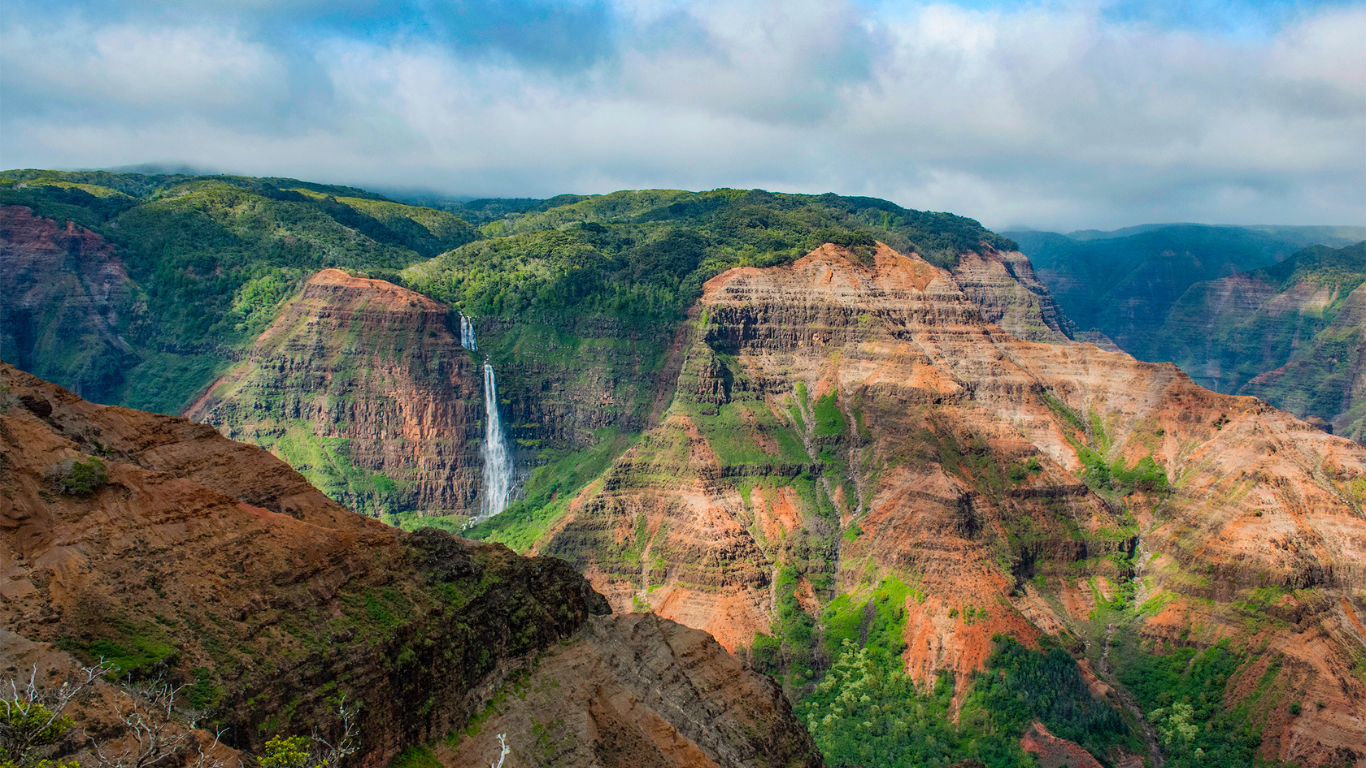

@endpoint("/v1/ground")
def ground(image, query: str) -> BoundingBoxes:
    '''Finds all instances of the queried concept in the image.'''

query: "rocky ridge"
[0,362,821,768]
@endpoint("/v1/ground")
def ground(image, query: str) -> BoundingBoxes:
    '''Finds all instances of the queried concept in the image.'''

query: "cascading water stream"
[479,363,514,519]
[461,315,511,520]
[459,313,478,351]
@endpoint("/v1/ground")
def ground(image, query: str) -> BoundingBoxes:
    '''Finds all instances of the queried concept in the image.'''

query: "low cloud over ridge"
[2,0,1362,230]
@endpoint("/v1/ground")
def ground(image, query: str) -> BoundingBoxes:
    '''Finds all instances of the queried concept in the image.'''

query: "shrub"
[54,457,107,495]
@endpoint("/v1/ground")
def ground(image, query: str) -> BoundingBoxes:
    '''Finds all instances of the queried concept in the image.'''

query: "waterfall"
[460,314,478,351]
[479,363,513,519]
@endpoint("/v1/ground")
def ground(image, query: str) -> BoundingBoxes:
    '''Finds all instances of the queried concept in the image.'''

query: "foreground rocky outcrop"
[0,361,821,768]
[186,268,485,516]
[507,242,1366,766]
[446,613,816,768]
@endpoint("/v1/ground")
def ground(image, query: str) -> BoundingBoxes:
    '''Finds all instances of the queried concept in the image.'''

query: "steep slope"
[0,362,821,768]
[445,613,816,768]
[1013,226,1366,443]
[476,243,1366,767]
[1242,282,1366,441]
[186,269,484,517]
[949,245,1075,342]
[1009,225,1316,359]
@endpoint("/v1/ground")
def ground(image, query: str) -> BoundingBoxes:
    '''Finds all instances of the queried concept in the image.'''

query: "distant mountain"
[1158,242,1365,440]
[1059,223,1364,247]
[9,171,1366,767]
[1008,223,1366,441]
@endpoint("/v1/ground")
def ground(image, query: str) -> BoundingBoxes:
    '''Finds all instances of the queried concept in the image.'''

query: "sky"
[1,0,1363,231]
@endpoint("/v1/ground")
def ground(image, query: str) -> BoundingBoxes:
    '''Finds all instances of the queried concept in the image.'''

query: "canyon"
[5,171,1366,767]
[490,242,1366,765]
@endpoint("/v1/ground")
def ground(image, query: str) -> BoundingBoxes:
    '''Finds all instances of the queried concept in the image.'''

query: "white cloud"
[1,22,288,112]
[1,0,1362,230]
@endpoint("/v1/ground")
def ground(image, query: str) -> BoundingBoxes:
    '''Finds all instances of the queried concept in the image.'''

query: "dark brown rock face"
[0,362,819,768]
[446,613,822,768]
[186,268,485,516]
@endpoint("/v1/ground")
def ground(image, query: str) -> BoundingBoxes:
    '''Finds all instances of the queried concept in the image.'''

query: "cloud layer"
[2,0,1362,229]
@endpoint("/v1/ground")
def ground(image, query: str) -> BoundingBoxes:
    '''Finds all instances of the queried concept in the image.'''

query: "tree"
[257,697,358,768]
[86,677,230,768]
[1,663,107,768]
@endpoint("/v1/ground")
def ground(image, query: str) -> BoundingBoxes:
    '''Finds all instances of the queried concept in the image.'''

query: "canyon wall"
[499,243,1366,766]
[186,269,485,517]
[0,205,141,404]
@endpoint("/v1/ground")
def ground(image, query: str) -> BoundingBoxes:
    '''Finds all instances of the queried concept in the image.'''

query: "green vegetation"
[793,585,1135,767]
[961,636,1137,761]
[813,390,848,437]
[1013,225,1366,438]
[1007,224,1313,360]
[754,573,1139,767]
[405,188,1011,339]
[54,457,107,495]
[255,422,413,518]
[463,429,637,551]
[59,619,176,676]
[389,745,442,768]
[0,170,477,414]
[1114,639,1269,767]
[0,701,75,768]
[3,170,1015,523]
[1075,449,1170,496]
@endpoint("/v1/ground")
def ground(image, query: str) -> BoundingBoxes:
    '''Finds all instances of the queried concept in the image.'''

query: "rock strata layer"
[0,205,139,403]
[186,268,485,516]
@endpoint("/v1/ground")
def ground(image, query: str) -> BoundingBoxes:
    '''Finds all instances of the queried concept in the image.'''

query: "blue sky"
[2,0,1363,229]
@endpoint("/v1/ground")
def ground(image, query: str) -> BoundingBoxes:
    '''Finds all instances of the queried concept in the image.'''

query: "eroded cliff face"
[522,243,1366,766]
[186,268,485,516]
[0,362,820,768]
[949,246,1075,343]
[0,205,141,403]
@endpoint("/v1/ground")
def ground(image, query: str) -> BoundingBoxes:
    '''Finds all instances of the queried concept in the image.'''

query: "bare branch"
[490,733,509,768]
